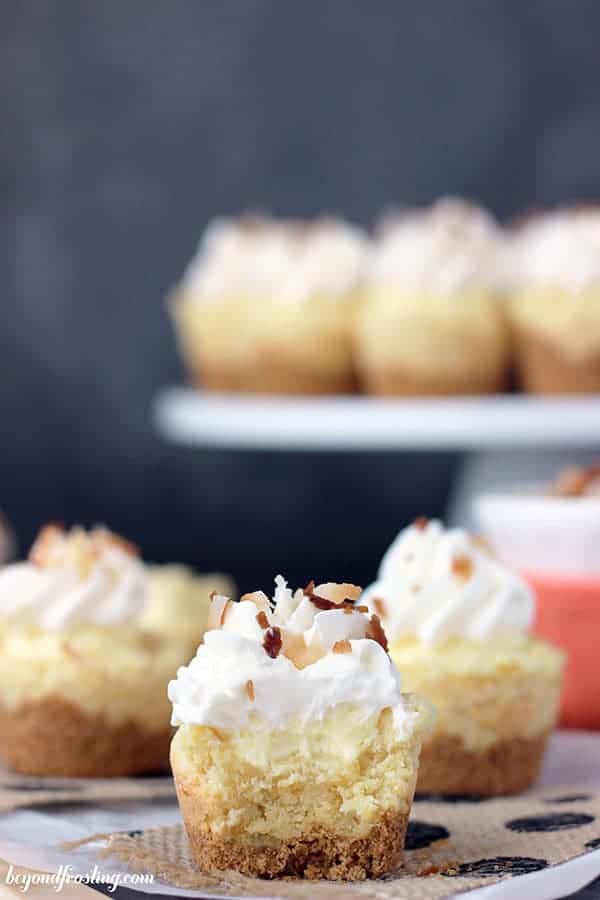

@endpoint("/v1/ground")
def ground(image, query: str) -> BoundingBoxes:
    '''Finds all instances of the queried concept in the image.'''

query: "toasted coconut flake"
[304,580,361,611]
[263,626,282,659]
[281,631,325,669]
[94,527,139,558]
[245,680,255,702]
[549,463,600,497]
[414,516,429,530]
[29,523,65,566]
[240,589,271,613]
[366,614,389,652]
[452,555,474,580]
[472,534,494,556]
[314,582,362,603]
[355,604,369,613]
[207,594,231,630]
[372,597,387,618]
[255,610,269,629]
[332,639,352,654]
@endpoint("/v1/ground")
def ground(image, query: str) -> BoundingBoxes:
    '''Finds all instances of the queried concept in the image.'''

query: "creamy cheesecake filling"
[0,625,183,730]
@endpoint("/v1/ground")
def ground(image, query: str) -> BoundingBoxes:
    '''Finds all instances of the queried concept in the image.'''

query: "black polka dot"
[415,793,486,803]
[506,812,595,833]
[543,794,592,804]
[404,821,449,850]
[444,857,548,878]
[126,830,143,838]
[586,838,600,851]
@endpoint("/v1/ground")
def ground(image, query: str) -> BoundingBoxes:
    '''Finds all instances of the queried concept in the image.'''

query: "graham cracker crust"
[174,776,408,879]
[0,697,172,777]
[514,329,600,394]
[360,368,504,397]
[193,363,356,395]
[417,731,550,796]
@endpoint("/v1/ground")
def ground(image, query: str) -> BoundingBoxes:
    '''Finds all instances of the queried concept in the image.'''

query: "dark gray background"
[2,0,600,589]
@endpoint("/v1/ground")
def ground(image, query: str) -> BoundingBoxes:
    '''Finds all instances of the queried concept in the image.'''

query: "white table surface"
[0,731,598,899]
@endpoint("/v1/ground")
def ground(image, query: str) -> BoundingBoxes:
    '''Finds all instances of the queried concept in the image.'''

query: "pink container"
[525,571,600,730]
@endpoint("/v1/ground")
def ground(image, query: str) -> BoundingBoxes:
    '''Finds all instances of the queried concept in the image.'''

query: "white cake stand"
[155,388,600,527]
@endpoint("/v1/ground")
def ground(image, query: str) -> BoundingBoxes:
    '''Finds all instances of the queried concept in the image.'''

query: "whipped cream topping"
[509,208,600,291]
[180,216,369,303]
[369,197,502,293]
[362,519,534,645]
[0,525,147,631]
[168,577,413,732]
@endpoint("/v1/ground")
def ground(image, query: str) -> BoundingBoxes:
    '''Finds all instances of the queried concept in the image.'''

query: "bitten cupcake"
[355,197,508,395]
[169,577,429,880]
[362,519,564,796]
[0,525,226,777]
[507,207,600,393]
[170,216,368,395]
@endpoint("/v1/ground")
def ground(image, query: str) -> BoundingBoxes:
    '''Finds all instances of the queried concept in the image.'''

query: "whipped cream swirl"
[168,577,412,732]
[369,197,502,293]
[0,525,147,631]
[180,216,369,303]
[362,519,534,645]
[508,208,600,291]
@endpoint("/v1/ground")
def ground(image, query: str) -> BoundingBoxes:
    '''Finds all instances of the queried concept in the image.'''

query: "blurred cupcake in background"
[507,207,600,393]
[476,462,600,729]
[0,524,231,776]
[355,198,509,395]
[362,518,564,795]
[170,215,368,395]
[142,563,235,654]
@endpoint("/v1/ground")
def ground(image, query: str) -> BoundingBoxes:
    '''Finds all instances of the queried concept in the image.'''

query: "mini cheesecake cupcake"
[355,197,508,395]
[0,525,227,777]
[169,577,429,880]
[170,216,368,395]
[507,207,600,393]
[362,519,564,796]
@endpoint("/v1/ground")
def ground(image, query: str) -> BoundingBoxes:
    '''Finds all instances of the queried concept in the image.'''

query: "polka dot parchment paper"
[86,787,600,900]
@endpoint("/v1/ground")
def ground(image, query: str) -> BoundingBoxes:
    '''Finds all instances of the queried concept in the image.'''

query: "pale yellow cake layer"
[171,698,426,845]
[0,625,188,730]
[389,637,564,753]
[509,286,600,360]
[356,287,507,379]
[171,289,359,376]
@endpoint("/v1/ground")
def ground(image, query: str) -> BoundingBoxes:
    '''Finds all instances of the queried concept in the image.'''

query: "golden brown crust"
[417,731,550,796]
[190,363,357,396]
[360,367,504,396]
[0,697,172,777]
[513,328,600,394]
[174,773,408,879]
